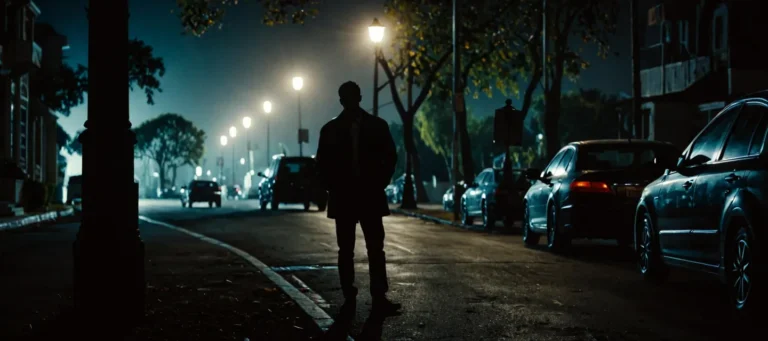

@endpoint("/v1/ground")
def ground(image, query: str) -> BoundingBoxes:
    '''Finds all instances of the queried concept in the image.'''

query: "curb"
[390,208,466,228]
[0,207,75,231]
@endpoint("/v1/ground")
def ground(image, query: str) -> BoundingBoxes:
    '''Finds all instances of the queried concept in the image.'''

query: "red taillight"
[571,181,612,193]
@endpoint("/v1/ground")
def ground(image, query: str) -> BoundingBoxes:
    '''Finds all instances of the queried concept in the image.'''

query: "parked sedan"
[522,139,679,251]
[181,180,222,208]
[635,96,768,317]
[460,168,530,229]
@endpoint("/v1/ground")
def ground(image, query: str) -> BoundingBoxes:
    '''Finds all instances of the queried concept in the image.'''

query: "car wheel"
[260,199,268,211]
[726,226,761,319]
[209,201,213,208]
[181,201,186,208]
[461,200,474,226]
[215,200,221,208]
[638,211,668,282]
[546,203,569,251]
[188,201,193,208]
[303,201,311,211]
[522,203,540,246]
[482,200,495,230]
[271,197,279,210]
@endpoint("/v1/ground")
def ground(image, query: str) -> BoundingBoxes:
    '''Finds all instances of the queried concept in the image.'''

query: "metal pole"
[373,47,379,117]
[451,0,461,221]
[231,143,235,186]
[298,92,303,157]
[543,0,547,97]
[267,118,271,164]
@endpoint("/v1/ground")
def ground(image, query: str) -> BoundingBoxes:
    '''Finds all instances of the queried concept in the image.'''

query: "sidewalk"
[0,220,324,341]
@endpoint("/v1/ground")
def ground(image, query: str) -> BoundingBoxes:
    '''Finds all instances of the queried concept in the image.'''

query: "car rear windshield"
[280,158,315,174]
[193,181,217,188]
[576,144,680,171]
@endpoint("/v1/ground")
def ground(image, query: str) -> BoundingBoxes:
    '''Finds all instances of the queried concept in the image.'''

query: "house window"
[714,16,724,50]
[679,20,689,55]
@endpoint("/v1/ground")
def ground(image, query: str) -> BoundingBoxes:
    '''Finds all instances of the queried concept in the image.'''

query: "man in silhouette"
[316,81,401,315]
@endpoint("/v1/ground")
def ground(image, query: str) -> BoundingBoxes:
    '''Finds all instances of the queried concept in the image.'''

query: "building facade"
[623,0,768,150]
[0,0,66,211]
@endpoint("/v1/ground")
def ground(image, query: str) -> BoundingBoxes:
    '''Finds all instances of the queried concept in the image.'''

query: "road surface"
[138,199,740,340]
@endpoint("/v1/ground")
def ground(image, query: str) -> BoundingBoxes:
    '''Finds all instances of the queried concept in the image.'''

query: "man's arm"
[315,125,331,191]
[381,120,397,189]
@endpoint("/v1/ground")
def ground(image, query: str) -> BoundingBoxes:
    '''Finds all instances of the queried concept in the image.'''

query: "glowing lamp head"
[240,158,246,165]
[195,166,203,177]
[368,18,385,43]
[242,116,252,129]
[220,135,228,146]
[292,76,304,91]
[263,100,273,114]
[229,126,237,138]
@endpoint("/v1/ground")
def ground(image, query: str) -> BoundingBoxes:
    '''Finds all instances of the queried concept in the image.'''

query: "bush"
[20,179,48,212]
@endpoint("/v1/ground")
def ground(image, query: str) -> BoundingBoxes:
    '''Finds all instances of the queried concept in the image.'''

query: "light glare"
[368,18,385,43]
[242,116,252,129]
[229,126,237,138]
[220,135,228,146]
[263,100,273,114]
[292,76,304,91]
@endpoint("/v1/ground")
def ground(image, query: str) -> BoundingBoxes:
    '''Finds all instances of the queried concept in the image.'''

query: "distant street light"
[152,172,159,178]
[219,135,227,181]
[263,100,273,165]
[242,116,253,175]
[242,116,251,129]
[195,166,203,177]
[292,76,304,157]
[537,133,544,141]
[229,126,237,138]
[206,170,211,176]
[220,135,228,146]
[369,18,385,118]
[240,157,246,165]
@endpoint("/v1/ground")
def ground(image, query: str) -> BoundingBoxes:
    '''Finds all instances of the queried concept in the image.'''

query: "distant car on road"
[180,180,222,208]
[522,139,680,251]
[226,185,243,200]
[257,155,327,211]
[635,96,768,317]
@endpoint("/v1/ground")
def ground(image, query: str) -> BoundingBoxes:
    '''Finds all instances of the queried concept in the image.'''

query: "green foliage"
[415,96,453,159]
[468,114,495,171]
[174,0,319,36]
[530,88,620,146]
[42,39,165,116]
[133,113,206,189]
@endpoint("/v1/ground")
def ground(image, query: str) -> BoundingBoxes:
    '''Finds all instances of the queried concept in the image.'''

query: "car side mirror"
[257,172,266,178]
[525,168,541,181]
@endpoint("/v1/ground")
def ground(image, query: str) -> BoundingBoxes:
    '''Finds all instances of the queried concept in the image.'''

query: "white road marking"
[139,216,353,340]
[388,242,414,254]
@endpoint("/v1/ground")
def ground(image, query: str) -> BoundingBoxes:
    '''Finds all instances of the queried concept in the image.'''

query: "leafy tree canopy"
[531,88,620,146]
[133,113,206,189]
[175,0,319,36]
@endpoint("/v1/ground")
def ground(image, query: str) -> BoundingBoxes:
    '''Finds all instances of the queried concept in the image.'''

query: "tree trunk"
[411,146,430,203]
[171,166,177,188]
[157,162,166,192]
[458,105,474,181]
[401,116,417,209]
[443,155,452,184]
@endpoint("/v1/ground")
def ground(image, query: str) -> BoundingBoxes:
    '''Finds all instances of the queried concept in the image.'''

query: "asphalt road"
[138,199,741,341]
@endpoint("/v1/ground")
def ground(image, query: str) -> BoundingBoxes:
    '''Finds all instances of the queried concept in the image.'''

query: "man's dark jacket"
[316,107,397,219]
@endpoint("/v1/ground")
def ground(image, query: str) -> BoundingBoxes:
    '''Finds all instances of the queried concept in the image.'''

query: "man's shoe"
[371,297,401,315]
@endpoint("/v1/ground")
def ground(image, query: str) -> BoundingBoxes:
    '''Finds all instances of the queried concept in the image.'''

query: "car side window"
[722,104,765,160]
[688,105,741,163]
[543,150,566,177]
[554,149,574,176]
[749,105,768,156]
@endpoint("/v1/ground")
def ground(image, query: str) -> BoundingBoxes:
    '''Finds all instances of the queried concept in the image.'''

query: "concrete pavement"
[137,198,739,340]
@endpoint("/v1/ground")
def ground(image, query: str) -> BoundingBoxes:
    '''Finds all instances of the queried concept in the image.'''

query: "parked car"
[226,185,242,200]
[391,174,416,204]
[459,168,531,229]
[180,180,222,208]
[385,183,397,203]
[257,155,327,211]
[635,96,768,317]
[522,139,680,250]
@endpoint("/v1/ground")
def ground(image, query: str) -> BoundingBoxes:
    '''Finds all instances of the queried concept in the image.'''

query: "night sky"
[34,0,631,182]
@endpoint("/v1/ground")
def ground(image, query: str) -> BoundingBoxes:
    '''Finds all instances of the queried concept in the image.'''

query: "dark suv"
[257,155,327,211]
[635,95,768,317]
[181,180,222,208]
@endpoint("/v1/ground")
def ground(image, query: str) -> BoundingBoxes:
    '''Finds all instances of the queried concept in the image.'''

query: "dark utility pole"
[631,0,642,138]
[73,0,145,333]
[451,0,462,221]
[373,47,380,117]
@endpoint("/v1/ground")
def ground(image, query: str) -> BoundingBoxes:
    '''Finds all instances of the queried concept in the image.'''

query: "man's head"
[339,81,362,109]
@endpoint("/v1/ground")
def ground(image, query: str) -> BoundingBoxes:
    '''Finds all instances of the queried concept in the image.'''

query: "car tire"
[482,200,495,230]
[461,200,474,226]
[522,204,540,246]
[726,225,762,320]
[303,201,311,211]
[260,199,268,211]
[181,201,186,208]
[271,197,279,211]
[188,201,193,208]
[638,211,668,283]
[546,203,570,252]
[209,201,213,208]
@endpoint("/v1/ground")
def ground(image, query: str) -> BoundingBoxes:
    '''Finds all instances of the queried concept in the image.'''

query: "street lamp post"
[220,135,228,181]
[229,126,237,186]
[369,18,385,117]
[292,76,304,157]
[242,116,253,179]
[263,100,273,164]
